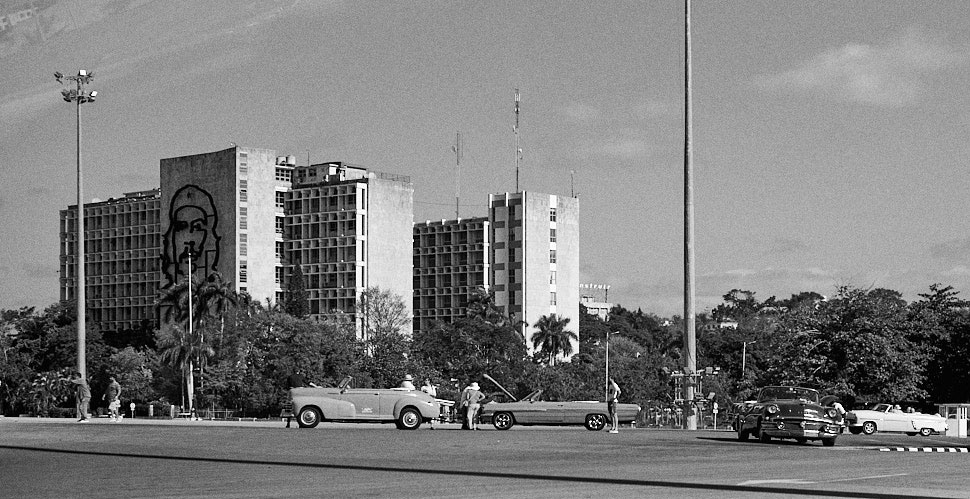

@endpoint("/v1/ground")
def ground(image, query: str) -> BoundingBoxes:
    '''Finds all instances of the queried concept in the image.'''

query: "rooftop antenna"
[513,88,522,192]
[452,131,462,219]
[306,149,310,167]
[570,169,576,198]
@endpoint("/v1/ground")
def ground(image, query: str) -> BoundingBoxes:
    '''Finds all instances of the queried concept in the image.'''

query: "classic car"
[478,378,641,431]
[845,404,948,436]
[290,376,439,430]
[737,386,842,446]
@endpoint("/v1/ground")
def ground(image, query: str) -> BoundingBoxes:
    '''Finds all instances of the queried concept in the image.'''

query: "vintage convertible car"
[479,387,641,431]
[290,376,439,430]
[845,404,948,436]
[737,386,841,446]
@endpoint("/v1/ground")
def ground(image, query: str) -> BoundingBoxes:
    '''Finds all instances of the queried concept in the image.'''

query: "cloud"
[929,237,970,265]
[562,103,601,123]
[756,29,969,107]
[763,237,809,256]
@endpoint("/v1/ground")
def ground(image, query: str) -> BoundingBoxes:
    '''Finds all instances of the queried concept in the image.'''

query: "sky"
[1,0,969,318]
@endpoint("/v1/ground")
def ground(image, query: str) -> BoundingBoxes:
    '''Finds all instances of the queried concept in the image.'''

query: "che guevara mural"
[161,185,222,288]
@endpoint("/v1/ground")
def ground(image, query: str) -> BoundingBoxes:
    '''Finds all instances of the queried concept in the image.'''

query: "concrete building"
[59,189,161,332]
[489,192,579,357]
[288,161,414,338]
[412,217,490,334]
[159,147,292,306]
[579,283,613,321]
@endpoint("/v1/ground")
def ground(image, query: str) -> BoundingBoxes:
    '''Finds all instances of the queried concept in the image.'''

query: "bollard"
[148,404,154,418]
[129,402,135,419]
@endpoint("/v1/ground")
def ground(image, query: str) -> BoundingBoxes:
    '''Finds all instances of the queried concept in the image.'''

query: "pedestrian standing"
[421,379,438,429]
[399,374,416,390]
[466,382,486,430]
[608,378,621,433]
[457,383,473,429]
[103,376,122,422]
[71,374,91,422]
[284,370,317,428]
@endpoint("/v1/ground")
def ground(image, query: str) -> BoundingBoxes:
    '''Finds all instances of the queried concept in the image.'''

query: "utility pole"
[683,0,698,430]
[513,89,521,192]
[55,70,97,381]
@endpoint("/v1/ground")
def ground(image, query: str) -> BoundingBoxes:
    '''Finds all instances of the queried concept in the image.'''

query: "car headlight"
[826,408,838,418]
[766,404,779,414]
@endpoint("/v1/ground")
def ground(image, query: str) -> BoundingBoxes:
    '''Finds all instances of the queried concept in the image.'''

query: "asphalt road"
[1,417,968,498]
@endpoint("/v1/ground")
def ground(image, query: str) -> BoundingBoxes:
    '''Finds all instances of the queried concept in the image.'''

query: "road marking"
[737,479,812,486]
[822,473,908,483]
[739,473,908,486]
[878,447,969,452]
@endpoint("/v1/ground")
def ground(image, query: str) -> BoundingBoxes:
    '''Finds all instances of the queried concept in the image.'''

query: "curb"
[878,447,969,453]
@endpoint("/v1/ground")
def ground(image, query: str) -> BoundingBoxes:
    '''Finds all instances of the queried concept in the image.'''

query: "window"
[549,271,556,284]
[549,208,557,222]
[549,250,557,263]
[239,161,247,175]
[276,242,284,260]
[275,191,285,209]
[275,168,292,182]
[275,217,284,235]
[239,262,248,283]
[240,233,247,256]
[550,228,556,242]
[275,267,284,284]
[550,292,557,306]
[239,207,247,230]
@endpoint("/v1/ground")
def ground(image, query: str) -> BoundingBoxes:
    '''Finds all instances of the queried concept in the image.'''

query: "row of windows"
[413,252,485,267]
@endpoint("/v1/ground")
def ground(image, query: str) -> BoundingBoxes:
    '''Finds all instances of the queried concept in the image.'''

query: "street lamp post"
[55,70,96,381]
[741,340,756,379]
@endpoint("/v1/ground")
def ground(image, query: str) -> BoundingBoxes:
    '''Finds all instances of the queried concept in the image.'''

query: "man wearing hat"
[466,382,486,430]
[399,374,416,390]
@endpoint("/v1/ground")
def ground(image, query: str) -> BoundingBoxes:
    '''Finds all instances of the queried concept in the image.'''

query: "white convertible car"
[846,404,948,436]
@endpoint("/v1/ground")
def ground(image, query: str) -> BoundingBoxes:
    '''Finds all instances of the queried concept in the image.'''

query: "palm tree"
[155,272,236,415]
[531,314,578,366]
[156,323,213,413]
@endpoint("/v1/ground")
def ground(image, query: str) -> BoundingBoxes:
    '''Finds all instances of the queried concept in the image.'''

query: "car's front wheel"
[585,414,607,431]
[492,412,514,430]
[297,407,321,428]
[737,425,749,441]
[821,437,836,447]
[861,421,877,435]
[397,407,422,430]
[848,427,863,435]
[758,422,771,443]
[919,427,934,437]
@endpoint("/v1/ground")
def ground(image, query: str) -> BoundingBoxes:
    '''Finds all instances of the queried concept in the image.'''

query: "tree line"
[2,277,968,418]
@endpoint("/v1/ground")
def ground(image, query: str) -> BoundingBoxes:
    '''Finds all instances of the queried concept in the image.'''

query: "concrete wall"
[364,176,414,335]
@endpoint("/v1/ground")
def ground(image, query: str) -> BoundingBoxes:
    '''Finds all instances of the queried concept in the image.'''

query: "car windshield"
[871,403,892,412]
[758,387,819,403]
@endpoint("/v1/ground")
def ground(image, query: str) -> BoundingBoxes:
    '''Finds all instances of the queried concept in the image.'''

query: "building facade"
[159,147,292,306]
[412,217,490,334]
[579,283,613,321]
[59,189,161,332]
[489,191,580,357]
[288,161,414,338]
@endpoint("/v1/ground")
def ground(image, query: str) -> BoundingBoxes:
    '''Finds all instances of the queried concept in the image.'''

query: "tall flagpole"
[683,0,697,431]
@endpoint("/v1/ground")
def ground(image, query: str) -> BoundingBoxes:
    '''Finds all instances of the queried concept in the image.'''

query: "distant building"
[59,189,161,332]
[489,191,579,357]
[579,283,612,321]
[412,217,491,334]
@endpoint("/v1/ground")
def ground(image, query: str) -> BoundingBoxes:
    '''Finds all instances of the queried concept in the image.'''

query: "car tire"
[821,437,836,447]
[737,426,749,441]
[492,412,514,430]
[919,428,934,437]
[861,421,877,435]
[585,414,607,431]
[758,422,771,443]
[397,407,422,430]
[297,407,321,428]
[848,427,863,435]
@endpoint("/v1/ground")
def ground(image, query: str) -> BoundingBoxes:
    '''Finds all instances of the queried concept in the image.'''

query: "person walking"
[607,378,621,433]
[103,376,122,422]
[466,382,486,430]
[71,374,91,422]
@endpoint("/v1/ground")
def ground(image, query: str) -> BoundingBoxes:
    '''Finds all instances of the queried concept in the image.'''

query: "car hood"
[762,400,832,420]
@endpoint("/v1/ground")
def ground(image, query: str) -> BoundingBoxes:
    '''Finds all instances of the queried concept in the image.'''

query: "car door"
[339,388,382,419]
